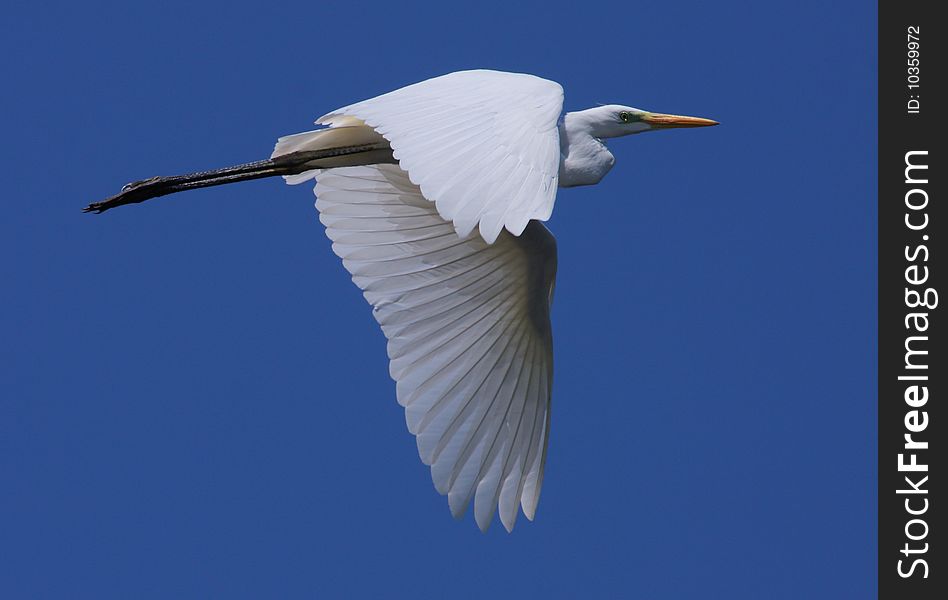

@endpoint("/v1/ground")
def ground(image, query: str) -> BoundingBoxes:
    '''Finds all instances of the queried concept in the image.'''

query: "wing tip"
[500,511,518,533]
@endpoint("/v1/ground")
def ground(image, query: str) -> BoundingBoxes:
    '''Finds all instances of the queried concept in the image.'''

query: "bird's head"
[575,104,718,138]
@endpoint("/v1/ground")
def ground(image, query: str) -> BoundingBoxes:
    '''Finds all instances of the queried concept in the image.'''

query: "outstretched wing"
[312,164,556,532]
[317,70,564,244]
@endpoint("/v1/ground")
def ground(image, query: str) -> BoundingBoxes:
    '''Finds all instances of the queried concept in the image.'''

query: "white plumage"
[275,71,564,531]
[89,69,717,532]
[309,165,555,532]
[316,71,564,244]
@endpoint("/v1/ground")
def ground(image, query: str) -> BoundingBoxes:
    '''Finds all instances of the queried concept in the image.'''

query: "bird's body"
[86,70,716,532]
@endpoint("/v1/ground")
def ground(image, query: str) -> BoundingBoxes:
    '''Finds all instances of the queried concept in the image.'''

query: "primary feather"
[303,164,556,532]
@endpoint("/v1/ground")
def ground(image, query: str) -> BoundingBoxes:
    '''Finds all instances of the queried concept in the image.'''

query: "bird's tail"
[271,119,395,184]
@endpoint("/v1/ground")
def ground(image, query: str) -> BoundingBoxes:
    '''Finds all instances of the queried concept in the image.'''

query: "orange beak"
[641,113,719,129]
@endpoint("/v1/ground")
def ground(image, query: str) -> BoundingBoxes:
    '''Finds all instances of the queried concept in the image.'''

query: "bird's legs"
[84,143,392,214]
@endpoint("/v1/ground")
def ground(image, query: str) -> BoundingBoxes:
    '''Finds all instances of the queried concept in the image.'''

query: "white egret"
[86,70,717,532]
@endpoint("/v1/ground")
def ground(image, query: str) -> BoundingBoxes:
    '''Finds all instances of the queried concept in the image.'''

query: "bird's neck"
[558,111,616,188]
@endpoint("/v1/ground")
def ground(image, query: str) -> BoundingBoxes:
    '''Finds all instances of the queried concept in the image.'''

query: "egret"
[86,70,717,532]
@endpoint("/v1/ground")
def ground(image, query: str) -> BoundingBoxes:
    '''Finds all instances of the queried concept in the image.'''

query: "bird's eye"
[619,111,637,123]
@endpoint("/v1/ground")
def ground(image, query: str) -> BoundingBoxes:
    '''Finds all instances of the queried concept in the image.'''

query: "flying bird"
[86,70,717,532]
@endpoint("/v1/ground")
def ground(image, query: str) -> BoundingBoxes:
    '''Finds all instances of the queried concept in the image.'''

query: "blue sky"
[1,1,876,597]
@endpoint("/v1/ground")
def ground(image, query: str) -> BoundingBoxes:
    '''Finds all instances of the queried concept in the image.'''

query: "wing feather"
[317,70,563,244]
[314,164,556,531]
